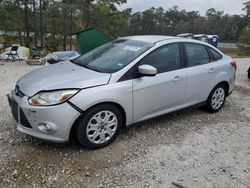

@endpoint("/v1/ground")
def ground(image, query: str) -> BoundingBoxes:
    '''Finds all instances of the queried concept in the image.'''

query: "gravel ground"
[0,59,250,188]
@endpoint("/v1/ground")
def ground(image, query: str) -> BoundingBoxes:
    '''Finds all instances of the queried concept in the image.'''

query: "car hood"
[17,61,111,96]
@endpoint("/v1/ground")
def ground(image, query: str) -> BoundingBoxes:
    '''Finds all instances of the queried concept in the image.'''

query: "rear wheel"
[76,104,123,149]
[205,84,227,113]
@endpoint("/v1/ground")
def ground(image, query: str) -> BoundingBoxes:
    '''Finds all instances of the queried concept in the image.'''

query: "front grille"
[20,109,32,129]
[8,96,18,122]
[8,89,32,129]
[15,85,25,98]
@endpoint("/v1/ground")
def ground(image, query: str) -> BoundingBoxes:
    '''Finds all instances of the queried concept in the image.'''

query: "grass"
[219,48,250,58]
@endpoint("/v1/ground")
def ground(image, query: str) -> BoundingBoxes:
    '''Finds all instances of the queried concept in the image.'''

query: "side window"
[185,43,210,67]
[209,48,222,61]
[139,44,181,73]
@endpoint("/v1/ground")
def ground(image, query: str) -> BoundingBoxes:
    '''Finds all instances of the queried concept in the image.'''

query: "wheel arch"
[69,101,127,141]
[217,81,230,96]
[205,81,229,113]
[207,81,230,101]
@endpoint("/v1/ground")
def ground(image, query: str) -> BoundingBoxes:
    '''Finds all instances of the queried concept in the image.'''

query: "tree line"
[0,0,250,51]
[128,6,248,42]
[0,0,131,51]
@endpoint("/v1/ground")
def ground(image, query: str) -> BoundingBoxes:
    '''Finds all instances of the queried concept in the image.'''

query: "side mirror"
[138,64,157,77]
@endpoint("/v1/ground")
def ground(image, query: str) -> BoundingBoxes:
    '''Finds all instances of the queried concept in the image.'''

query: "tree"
[127,5,247,42]
[16,0,23,45]
[22,0,32,47]
[0,0,23,46]
[237,1,250,55]
[237,29,250,55]
[39,0,44,47]
[0,0,249,50]
[32,0,38,46]
[83,0,131,37]
[243,1,250,18]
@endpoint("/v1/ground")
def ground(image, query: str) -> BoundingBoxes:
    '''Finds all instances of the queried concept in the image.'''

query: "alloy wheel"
[211,87,225,110]
[86,111,118,144]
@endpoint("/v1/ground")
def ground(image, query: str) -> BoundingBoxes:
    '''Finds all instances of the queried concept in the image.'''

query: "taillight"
[230,60,237,71]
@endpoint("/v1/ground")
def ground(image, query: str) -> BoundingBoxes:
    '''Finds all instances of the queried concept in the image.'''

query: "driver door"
[132,43,187,122]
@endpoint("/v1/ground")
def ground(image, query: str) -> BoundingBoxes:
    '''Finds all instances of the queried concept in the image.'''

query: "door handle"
[173,76,182,82]
[208,68,215,73]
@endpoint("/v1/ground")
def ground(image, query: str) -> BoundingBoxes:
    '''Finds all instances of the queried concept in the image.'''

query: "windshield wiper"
[70,59,103,73]
[78,64,102,73]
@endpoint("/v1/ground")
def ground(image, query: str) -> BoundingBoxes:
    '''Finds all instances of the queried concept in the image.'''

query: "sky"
[119,0,247,15]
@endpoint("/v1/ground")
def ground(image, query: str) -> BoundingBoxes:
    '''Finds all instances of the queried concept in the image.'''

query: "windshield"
[71,39,154,73]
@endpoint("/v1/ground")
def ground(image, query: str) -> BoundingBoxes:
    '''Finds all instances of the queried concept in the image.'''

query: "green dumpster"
[72,28,113,55]
[32,47,43,59]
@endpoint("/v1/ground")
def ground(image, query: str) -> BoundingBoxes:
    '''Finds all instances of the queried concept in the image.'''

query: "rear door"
[183,43,219,105]
[132,43,187,122]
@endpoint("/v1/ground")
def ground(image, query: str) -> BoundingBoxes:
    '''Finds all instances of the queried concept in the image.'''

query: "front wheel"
[76,104,123,149]
[205,84,227,113]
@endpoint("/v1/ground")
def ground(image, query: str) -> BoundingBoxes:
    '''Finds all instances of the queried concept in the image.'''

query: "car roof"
[120,35,179,44]
[119,35,220,52]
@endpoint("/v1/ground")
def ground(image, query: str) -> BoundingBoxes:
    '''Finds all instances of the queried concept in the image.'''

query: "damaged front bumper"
[7,90,81,143]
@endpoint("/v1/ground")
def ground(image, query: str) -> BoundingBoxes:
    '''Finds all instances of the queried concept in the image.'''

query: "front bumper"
[7,90,81,142]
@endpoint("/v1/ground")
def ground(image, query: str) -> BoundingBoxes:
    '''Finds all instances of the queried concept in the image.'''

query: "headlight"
[29,89,79,106]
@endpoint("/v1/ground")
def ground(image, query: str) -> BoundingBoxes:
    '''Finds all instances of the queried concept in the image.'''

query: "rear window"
[209,48,222,61]
[185,43,210,67]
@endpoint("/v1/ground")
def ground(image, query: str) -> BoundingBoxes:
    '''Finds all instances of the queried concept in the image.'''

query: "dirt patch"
[235,84,250,94]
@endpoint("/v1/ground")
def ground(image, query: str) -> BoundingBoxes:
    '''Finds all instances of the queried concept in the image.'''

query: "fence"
[217,42,238,49]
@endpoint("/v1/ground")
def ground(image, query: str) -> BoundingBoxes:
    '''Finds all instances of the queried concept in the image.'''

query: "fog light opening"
[38,123,56,134]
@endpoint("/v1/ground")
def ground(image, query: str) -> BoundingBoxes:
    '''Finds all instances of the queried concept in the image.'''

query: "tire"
[205,84,227,113]
[76,104,123,149]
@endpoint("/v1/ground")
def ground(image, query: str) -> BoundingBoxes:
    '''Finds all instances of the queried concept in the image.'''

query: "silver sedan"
[8,36,237,149]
